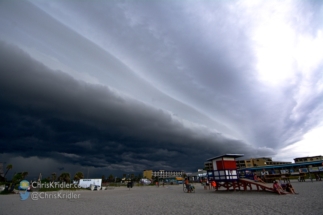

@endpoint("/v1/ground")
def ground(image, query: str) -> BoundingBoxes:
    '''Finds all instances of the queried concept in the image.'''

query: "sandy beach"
[1,180,322,215]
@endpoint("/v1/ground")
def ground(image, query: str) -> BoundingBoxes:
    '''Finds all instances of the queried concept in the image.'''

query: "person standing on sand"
[185,177,191,193]
[202,178,207,190]
[261,169,267,181]
[211,181,216,190]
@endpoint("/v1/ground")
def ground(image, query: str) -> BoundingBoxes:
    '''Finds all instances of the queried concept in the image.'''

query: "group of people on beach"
[253,173,266,183]
[184,177,218,193]
[253,172,298,195]
[273,181,297,195]
[200,178,217,190]
[184,170,299,195]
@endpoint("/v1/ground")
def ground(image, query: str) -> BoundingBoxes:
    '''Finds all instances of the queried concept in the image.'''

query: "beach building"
[294,155,323,163]
[235,157,291,169]
[204,161,213,170]
[143,170,184,180]
[186,169,207,181]
[239,160,323,177]
[143,170,153,179]
[162,177,184,184]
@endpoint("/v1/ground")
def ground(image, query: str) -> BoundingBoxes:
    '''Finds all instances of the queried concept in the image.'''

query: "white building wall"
[212,160,218,170]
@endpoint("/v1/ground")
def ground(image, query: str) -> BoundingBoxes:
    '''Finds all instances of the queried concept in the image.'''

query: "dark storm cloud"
[0,41,263,176]
[27,0,279,148]
[35,0,290,149]
[0,0,234,135]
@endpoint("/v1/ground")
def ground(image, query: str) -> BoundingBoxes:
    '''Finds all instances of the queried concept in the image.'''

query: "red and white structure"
[206,154,244,190]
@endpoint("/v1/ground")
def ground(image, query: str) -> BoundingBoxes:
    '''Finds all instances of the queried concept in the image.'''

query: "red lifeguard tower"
[206,154,244,191]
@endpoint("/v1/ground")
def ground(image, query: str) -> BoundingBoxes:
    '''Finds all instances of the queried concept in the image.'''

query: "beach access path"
[0,179,322,215]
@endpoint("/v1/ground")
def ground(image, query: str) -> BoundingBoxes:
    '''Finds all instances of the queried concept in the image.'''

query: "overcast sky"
[0,0,323,179]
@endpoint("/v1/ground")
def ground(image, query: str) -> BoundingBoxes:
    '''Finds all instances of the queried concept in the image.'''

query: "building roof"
[268,161,292,163]
[207,154,244,161]
[294,155,323,159]
[238,160,323,171]
[237,157,272,160]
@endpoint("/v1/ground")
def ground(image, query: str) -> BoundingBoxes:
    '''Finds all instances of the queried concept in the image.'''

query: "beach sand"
[1,180,322,215]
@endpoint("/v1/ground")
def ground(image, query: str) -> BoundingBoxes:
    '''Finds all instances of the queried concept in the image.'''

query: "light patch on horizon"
[277,126,323,162]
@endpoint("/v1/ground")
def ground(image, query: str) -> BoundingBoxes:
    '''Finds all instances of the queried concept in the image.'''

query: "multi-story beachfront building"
[143,170,184,179]
[143,170,153,179]
[236,159,246,169]
[204,161,213,170]
[235,157,291,169]
[294,155,323,163]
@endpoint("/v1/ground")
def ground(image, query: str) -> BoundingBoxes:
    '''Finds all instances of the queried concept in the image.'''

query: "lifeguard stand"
[206,154,244,191]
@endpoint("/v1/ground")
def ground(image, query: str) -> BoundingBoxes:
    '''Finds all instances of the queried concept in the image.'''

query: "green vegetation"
[74,172,84,182]
[57,172,70,183]
[51,173,57,182]
[3,164,13,181]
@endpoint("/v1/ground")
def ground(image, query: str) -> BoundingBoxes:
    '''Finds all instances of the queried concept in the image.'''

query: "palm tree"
[58,172,71,183]
[12,172,23,184]
[51,172,57,182]
[73,172,84,181]
[4,164,13,181]
[108,174,114,182]
[22,171,28,180]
